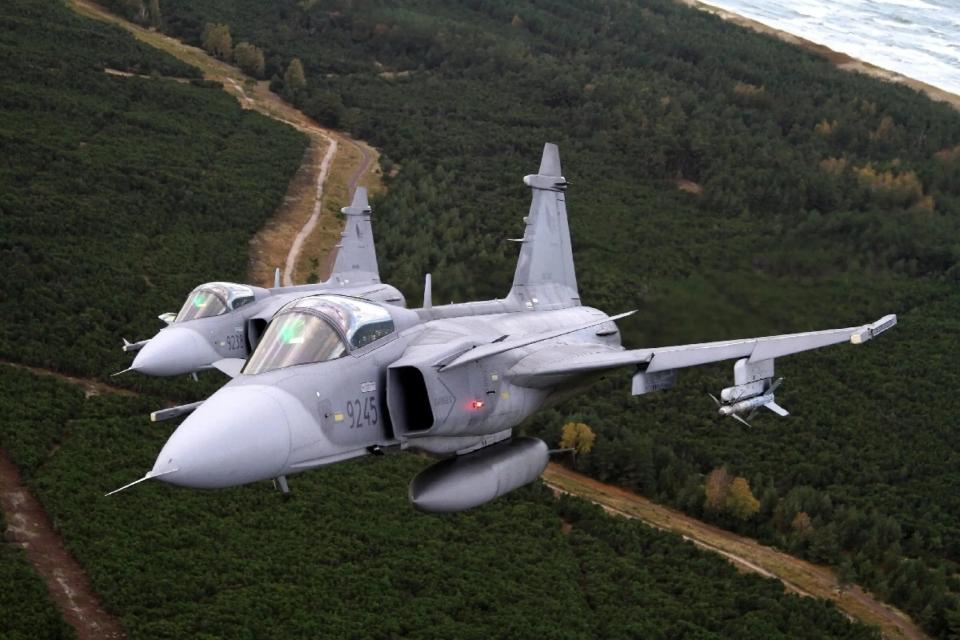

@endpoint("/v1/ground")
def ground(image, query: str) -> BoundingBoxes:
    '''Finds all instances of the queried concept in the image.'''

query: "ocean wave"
[868,0,941,10]
[701,0,960,95]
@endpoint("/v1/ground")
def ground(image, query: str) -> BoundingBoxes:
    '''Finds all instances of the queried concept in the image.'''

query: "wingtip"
[538,142,561,177]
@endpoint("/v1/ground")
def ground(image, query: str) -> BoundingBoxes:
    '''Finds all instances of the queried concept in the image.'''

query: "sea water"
[700,0,960,95]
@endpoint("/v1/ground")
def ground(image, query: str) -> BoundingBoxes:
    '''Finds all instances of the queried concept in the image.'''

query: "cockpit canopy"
[175,282,256,322]
[243,295,395,375]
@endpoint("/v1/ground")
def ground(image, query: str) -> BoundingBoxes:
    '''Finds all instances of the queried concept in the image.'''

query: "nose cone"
[132,326,221,376]
[152,386,292,489]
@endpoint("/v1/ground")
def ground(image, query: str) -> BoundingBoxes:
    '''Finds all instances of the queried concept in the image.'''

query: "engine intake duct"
[245,318,268,352]
[387,366,434,433]
[409,437,548,513]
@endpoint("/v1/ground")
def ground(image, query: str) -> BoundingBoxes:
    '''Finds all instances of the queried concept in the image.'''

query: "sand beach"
[677,0,960,111]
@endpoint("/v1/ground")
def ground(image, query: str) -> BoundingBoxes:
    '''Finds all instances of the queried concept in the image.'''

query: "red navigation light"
[470,399,485,410]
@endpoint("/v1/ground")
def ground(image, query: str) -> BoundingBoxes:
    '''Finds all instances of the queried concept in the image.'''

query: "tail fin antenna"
[423,273,433,310]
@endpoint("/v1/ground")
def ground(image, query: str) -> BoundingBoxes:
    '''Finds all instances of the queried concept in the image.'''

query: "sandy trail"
[70,0,380,288]
[320,137,374,279]
[543,463,928,640]
[46,4,930,639]
[1,449,126,640]
[345,138,373,198]
[283,137,337,286]
[0,359,926,640]
[0,361,136,399]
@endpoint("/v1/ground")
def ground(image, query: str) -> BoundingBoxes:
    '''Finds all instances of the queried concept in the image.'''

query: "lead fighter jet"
[118,188,405,382]
[110,144,897,512]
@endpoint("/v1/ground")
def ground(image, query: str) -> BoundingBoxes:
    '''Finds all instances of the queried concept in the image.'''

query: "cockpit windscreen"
[243,312,347,374]
[242,295,395,374]
[174,283,255,322]
[175,288,228,322]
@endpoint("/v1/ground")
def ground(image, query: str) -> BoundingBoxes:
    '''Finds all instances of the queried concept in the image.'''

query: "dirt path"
[1,449,126,640]
[345,138,373,199]
[5,7,379,636]
[1,363,134,637]
[0,361,136,399]
[0,356,926,639]
[68,0,381,287]
[48,4,927,638]
[283,137,338,286]
[543,463,928,640]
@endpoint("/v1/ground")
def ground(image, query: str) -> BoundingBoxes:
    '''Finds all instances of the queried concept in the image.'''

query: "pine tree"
[148,0,161,29]
[559,422,596,468]
[704,466,732,512]
[284,57,306,90]
[234,42,265,79]
[202,23,233,61]
[726,477,760,520]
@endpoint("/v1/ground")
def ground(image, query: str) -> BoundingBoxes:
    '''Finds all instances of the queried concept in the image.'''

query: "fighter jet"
[118,188,405,383]
[109,144,897,512]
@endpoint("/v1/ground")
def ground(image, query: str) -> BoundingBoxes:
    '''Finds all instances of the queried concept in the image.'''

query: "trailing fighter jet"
[118,188,405,380]
[109,144,897,511]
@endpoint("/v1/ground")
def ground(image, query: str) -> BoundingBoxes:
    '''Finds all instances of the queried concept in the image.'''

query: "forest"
[0,364,879,640]
[0,368,82,640]
[0,0,307,402]
[0,1,887,638]
[144,0,960,635]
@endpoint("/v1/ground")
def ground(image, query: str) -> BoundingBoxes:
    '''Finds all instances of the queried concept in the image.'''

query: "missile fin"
[731,413,752,428]
[764,401,789,417]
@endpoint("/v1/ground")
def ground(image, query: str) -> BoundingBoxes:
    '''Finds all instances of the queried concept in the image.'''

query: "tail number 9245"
[346,397,378,429]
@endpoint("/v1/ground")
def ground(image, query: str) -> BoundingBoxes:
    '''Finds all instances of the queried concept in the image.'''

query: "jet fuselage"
[150,302,621,490]
[132,282,405,376]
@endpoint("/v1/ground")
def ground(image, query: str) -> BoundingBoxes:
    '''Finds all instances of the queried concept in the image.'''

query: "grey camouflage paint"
[117,144,897,512]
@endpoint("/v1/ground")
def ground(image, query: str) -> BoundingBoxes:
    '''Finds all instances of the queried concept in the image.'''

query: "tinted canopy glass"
[243,312,347,374]
[175,287,228,322]
[243,295,394,375]
[174,282,255,322]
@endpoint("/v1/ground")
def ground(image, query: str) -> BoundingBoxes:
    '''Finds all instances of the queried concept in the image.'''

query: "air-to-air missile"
[116,187,404,387]
[108,144,897,512]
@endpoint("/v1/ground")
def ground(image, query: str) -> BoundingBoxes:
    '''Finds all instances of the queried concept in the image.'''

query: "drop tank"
[409,437,549,513]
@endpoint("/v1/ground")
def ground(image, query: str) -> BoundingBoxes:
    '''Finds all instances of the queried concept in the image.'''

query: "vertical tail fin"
[507,143,580,310]
[327,187,381,285]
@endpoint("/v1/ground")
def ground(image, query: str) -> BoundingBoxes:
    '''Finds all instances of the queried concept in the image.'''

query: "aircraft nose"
[151,386,292,489]
[132,327,221,376]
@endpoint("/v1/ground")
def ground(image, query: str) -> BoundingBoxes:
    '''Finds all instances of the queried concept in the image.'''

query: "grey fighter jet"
[119,188,405,380]
[110,144,897,512]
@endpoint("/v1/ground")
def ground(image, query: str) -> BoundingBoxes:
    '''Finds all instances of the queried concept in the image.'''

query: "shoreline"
[677,0,960,112]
